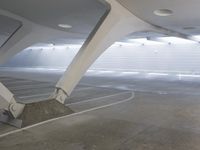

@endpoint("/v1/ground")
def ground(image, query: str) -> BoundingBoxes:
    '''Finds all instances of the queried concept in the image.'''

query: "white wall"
[91,43,200,74]
[2,43,200,74]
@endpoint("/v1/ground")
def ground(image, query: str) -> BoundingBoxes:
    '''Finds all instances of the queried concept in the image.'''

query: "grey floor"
[1,69,200,150]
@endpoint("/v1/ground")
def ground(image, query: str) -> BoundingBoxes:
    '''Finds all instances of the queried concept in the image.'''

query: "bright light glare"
[87,70,96,73]
[112,42,138,47]
[177,74,200,78]
[121,71,140,75]
[192,35,200,41]
[148,73,168,76]
[58,24,72,29]
[159,37,196,44]
[28,44,82,50]
[130,38,163,45]
[98,70,115,74]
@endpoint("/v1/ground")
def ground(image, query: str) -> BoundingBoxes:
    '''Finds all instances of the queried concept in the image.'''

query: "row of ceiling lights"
[115,35,200,46]
[29,35,200,50]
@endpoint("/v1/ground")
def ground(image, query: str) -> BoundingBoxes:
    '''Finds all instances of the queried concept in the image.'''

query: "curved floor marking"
[0,92,134,138]
[73,87,94,92]
[66,91,132,106]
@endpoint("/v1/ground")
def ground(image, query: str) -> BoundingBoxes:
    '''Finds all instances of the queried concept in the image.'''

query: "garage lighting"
[112,42,139,47]
[58,24,72,29]
[130,38,163,45]
[121,71,140,75]
[99,70,115,74]
[158,37,196,44]
[192,35,200,41]
[28,44,81,50]
[87,70,96,73]
[177,74,200,78]
[153,9,173,17]
[148,73,168,76]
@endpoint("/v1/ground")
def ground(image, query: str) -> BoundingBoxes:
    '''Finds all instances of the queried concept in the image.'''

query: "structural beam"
[0,82,24,118]
[148,25,200,43]
[54,0,159,103]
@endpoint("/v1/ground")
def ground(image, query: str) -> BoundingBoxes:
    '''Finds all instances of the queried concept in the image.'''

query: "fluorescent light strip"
[129,38,163,45]
[28,44,82,50]
[177,74,200,78]
[159,37,196,44]
[112,42,139,47]
[121,71,140,75]
[98,70,115,74]
[191,35,200,41]
[148,73,168,76]
[87,70,96,73]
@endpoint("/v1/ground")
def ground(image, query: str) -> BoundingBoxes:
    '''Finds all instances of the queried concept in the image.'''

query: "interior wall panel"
[1,43,200,74]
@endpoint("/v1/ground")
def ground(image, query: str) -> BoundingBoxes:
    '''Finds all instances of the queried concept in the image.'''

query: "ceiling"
[1,0,200,45]
[118,0,200,35]
[0,15,22,47]
[0,0,107,39]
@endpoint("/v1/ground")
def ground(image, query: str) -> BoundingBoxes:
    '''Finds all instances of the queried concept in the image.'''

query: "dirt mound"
[19,99,74,127]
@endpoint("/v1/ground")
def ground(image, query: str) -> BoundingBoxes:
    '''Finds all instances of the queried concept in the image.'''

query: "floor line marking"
[66,91,131,106]
[0,92,134,138]
[73,87,94,92]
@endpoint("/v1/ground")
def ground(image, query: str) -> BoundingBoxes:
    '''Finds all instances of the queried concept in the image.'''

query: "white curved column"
[0,82,24,118]
[54,0,156,103]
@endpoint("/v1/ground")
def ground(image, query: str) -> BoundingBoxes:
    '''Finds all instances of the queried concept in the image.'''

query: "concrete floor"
[1,69,200,149]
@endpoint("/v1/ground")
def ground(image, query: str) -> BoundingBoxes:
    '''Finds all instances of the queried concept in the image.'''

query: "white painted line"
[0,92,134,138]
[134,89,168,95]
[78,83,95,87]
[66,92,131,106]
[74,87,94,92]
[18,93,51,99]
[2,80,34,84]
[8,84,46,91]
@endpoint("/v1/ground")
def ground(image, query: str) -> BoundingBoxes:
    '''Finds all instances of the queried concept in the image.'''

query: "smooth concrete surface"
[1,91,200,150]
[0,77,55,103]
[0,79,129,135]
[1,70,200,149]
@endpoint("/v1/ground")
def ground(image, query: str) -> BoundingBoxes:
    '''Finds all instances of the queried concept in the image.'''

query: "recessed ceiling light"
[153,9,173,17]
[58,24,72,29]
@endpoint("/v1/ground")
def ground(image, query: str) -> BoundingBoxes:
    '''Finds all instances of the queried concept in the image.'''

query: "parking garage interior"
[1,0,200,150]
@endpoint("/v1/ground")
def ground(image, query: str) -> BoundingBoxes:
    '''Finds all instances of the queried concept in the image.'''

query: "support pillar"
[0,82,24,118]
[54,0,155,103]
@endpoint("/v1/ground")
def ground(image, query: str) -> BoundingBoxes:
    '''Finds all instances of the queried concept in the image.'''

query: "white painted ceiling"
[1,0,200,45]
[0,0,107,39]
[118,0,200,35]
[0,15,21,47]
